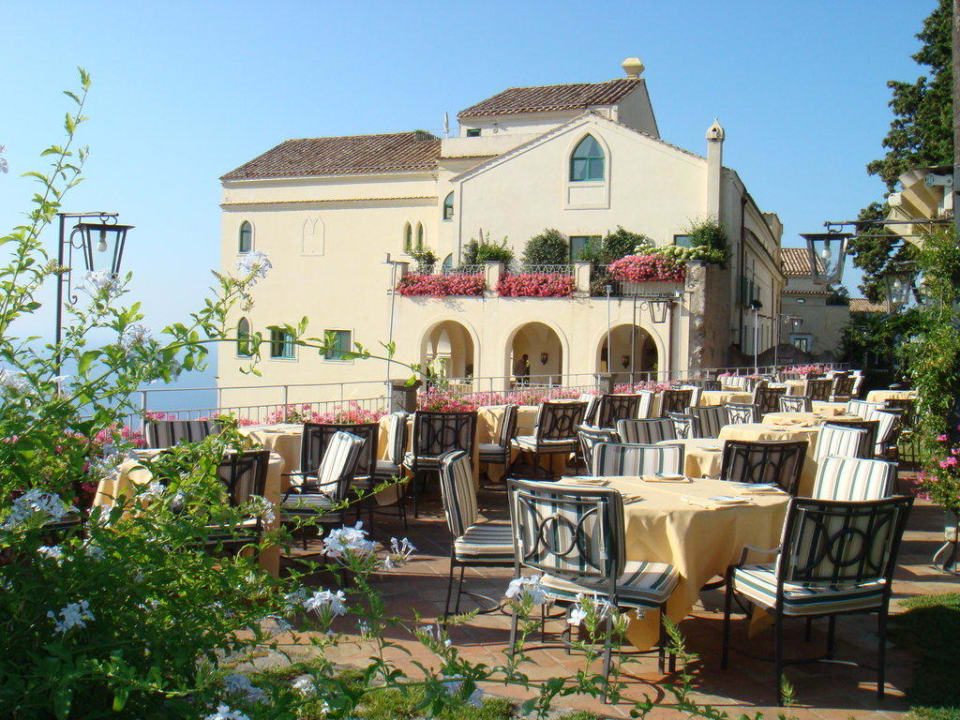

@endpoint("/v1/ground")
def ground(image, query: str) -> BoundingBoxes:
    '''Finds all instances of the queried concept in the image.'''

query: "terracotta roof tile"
[850,297,890,313]
[458,79,643,118]
[221,131,441,181]
[780,247,823,277]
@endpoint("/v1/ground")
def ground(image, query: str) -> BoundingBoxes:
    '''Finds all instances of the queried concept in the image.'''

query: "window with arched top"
[238,221,253,253]
[443,192,454,221]
[416,223,424,251]
[403,222,412,252]
[569,135,605,182]
[237,317,251,357]
[442,254,453,271]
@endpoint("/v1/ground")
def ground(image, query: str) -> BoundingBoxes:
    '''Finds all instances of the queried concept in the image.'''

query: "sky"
[0,0,938,344]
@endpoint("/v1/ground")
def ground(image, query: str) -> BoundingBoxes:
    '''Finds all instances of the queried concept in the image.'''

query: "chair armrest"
[737,544,781,568]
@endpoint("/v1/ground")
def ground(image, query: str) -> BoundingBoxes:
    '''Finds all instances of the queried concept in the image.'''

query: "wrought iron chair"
[593,394,643,429]
[661,388,694,414]
[373,411,408,482]
[804,378,833,402]
[753,386,786,416]
[722,495,913,705]
[510,401,586,480]
[724,402,759,424]
[719,440,807,495]
[616,417,677,444]
[778,396,812,413]
[701,379,722,391]
[851,373,866,399]
[478,404,519,476]
[405,410,477,516]
[687,405,729,438]
[811,455,897,501]
[591,441,685,477]
[144,419,219,448]
[577,426,619,472]
[829,374,856,402]
[636,390,657,419]
[508,478,680,688]
[884,398,918,465]
[438,451,514,620]
[667,412,693,439]
[202,449,272,554]
[845,399,884,421]
[281,431,364,532]
[579,394,599,427]
[814,424,872,463]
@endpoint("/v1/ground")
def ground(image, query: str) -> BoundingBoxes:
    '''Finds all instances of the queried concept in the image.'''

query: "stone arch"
[504,321,569,386]
[594,323,661,385]
[418,319,477,380]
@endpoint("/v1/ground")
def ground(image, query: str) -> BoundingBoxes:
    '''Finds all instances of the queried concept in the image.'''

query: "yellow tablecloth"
[477,405,572,481]
[866,389,917,403]
[566,476,789,650]
[657,438,724,478]
[810,401,854,416]
[93,448,283,577]
[699,391,753,407]
[717,423,820,496]
[761,411,861,426]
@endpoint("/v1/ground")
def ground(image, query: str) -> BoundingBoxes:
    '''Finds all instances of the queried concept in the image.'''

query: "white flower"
[303,588,347,617]
[139,480,165,500]
[357,619,371,636]
[48,599,94,634]
[383,536,416,569]
[223,673,266,703]
[244,495,275,524]
[568,605,589,627]
[419,621,451,648]
[89,448,136,482]
[292,674,315,696]
[323,521,376,559]
[204,705,251,720]
[0,368,28,394]
[119,323,152,350]
[236,250,272,285]
[2,489,75,530]
[37,545,63,563]
[84,270,118,294]
[505,575,547,606]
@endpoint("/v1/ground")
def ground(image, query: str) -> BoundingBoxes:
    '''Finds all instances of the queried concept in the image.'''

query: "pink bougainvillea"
[397,273,485,297]
[262,402,386,425]
[497,273,576,297]
[788,364,828,376]
[607,254,686,283]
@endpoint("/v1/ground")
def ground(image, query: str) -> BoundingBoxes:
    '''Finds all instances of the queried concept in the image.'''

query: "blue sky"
[0,0,937,340]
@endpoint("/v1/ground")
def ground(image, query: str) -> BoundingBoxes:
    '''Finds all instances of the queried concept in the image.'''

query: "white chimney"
[706,119,725,220]
[621,57,645,78]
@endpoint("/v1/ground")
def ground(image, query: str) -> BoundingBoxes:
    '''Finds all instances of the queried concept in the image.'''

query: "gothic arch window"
[237,317,251,357]
[443,192,454,220]
[403,222,412,252]
[238,221,253,253]
[569,135,605,182]
[416,222,425,251]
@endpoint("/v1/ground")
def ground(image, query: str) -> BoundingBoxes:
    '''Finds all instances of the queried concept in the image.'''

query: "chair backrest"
[636,390,656,419]
[679,384,702,408]
[145,419,219,449]
[579,394,599,426]
[534,401,587,442]
[315,431,365,502]
[577,427,619,470]
[851,374,865,398]
[723,375,751,391]
[701,379,722,391]
[667,412,693,439]
[812,455,897,501]
[753,386,786,415]
[815,424,871,463]
[687,405,728,438]
[779,396,812,413]
[805,378,833,401]
[846,399,881,421]
[873,411,902,456]
[720,440,807,495]
[591,441,684,477]
[777,496,913,590]
[822,419,879,458]
[498,404,519,447]
[508,478,624,593]
[724,402,759,424]
[595,394,642,429]
[216,450,271,508]
[384,411,409,464]
[301,422,379,479]
[883,398,916,427]
[412,411,478,456]
[438,450,478,536]
[616,417,677,444]
[831,375,856,399]
[661,388,694,414]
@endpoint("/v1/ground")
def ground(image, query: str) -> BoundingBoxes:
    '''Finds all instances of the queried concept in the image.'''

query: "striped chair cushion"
[145,419,218,448]
[616,418,676,444]
[873,411,901,456]
[812,455,897,501]
[373,458,402,479]
[815,424,870,463]
[542,560,679,610]
[385,412,408,464]
[403,451,444,468]
[580,394,599,426]
[636,391,656,419]
[846,400,884,421]
[511,435,577,452]
[688,406,728,438]
[438,450,478,536]
[578,427,619,470]
[478,442,509,462]
[732,563,886,616]
[317,432,364,500]
[592,442,684,477]
[453,523,514,563]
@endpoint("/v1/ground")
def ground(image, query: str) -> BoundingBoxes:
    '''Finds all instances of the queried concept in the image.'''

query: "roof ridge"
[498,78,638,93]
[280,130,437,143]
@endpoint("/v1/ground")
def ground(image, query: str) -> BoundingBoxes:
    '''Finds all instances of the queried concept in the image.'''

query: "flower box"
[497,273,576,298]
[608,254,686,283]
[397,273,485,297]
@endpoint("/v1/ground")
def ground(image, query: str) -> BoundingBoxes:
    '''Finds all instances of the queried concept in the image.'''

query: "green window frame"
[323,330,352,361]
[674,234,693,248]
[237,317,251,357]
[443,192,454,221]
[238,221,252,253]
[466,128,481,137]
[269,328,295,359]
[403,223,412,252]
[569,135,604,182]
[416,223,424,251]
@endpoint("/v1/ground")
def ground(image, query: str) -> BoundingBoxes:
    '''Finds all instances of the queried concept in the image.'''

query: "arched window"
[569,135,605,182]
[403,222,412,252]
[442,254,453,272]
[416,223,424,251]
[443,192,454,221]
[238,221,253,253]
[237,317,251,357]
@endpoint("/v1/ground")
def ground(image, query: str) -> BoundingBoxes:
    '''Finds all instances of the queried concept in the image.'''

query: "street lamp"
[627,292,675,384]
[55,212,133,371]
[884,266,915,312]
[773,313,803,369]
[749,299,763,373]
[801,232,851,285]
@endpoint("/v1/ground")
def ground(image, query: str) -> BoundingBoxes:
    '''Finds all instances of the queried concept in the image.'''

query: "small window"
[674,234,693,248]
[796,297,806,304]
[569,135,604,182]
[323,330,352,361]
[569,235,601,261]
[466,128,481,137]
[443,192,454,221]
[416,223,424,251]
[239,221,252,253]
[442,254,453,272]
[237,318,251,357]
[269,328,295,359]
[403,223,412,252]
[791,334,811,352]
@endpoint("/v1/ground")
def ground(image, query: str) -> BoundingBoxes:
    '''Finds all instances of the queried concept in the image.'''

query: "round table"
[567,475,789,650]
[657,437,724,478]
[866,389,917,403]
[717,423,820,496]
[699,390,754,407]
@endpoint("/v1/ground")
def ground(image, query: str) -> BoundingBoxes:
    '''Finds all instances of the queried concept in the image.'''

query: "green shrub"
[578,227,653,265]
[522,228,568,267]
[462,232,514,267]
[687,218,728,251]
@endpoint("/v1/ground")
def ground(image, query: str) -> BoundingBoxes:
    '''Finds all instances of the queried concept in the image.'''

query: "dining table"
[656,437,724,478]
[865,389,917,403]
[717,422,822,496]
[563,475,790,650]
[698,390,754,407]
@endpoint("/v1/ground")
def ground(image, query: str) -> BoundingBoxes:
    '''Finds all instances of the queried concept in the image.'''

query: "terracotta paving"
[278,477,960,719]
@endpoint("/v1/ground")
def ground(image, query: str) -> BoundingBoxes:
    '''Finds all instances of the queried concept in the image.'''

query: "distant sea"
[136,368,219,416]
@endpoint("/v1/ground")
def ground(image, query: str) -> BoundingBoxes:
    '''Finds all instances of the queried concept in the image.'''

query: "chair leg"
[453,564,466,614]
[400,499,408,534]
[826,615,836,659]
[877,611,887,700]
[668,603,677,674]
[601,614,614,704]
[775,612,784,707]
[721,570,734,670]
[658,610,667,673]
[508,604,519,657]
[443,559,456,622]
[540,603,546,643]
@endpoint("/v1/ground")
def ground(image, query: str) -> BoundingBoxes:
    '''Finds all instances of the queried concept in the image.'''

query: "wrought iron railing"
[519,264,574,276]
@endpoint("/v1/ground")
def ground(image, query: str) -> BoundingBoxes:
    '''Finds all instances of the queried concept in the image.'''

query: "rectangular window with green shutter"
[323,329,352,360]
[269,328,295,359]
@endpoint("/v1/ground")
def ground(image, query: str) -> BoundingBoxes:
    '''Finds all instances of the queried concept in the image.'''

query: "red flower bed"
[607,254,686,283]
[397,273,485,297]
[497,273,576,297]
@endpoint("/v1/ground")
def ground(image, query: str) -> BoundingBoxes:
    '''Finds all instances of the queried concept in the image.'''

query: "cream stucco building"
[779,248,851,359]
[218,59,786,406]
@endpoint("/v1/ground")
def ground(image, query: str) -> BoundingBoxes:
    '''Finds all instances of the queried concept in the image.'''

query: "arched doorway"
[597,324,658,385]
[509,322,563,386]
[421,320,475,381]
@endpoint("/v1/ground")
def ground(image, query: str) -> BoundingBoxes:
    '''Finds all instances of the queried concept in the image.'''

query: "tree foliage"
[521,228,568,267]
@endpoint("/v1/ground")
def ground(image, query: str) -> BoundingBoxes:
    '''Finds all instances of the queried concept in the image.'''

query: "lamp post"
[773,313,803,369]
[749,299,763,374]
[629,292,672,384]
[55,212,133,373]
[801,232,852,286]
